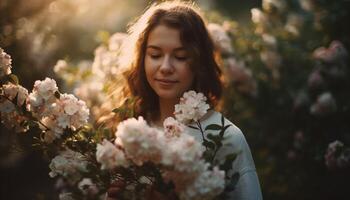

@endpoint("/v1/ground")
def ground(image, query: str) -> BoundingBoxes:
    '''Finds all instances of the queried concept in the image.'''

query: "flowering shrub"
[1,48,236,199]
[208,0,350,199]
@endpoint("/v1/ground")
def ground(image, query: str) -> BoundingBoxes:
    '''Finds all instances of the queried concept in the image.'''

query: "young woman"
[106,1,262,199]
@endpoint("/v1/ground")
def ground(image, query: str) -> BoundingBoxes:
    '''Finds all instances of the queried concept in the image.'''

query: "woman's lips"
[155,78,178,86]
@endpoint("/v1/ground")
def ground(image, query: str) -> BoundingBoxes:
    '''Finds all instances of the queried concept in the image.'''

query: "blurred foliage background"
[1,0,350,199]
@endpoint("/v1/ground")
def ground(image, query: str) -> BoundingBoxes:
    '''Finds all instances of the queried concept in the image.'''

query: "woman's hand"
[106,180,126,200]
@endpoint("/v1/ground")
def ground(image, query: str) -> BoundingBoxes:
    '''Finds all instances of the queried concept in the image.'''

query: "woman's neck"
[156,97,179,127]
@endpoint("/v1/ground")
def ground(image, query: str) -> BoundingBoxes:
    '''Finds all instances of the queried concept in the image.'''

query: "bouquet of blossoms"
[1,48,237,200]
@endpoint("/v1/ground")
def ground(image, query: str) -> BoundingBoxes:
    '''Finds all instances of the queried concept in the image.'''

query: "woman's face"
[145,25,194,101]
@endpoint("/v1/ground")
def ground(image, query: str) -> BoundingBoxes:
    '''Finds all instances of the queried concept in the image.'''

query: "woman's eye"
[175,56,188,61]
[149,54,161,59]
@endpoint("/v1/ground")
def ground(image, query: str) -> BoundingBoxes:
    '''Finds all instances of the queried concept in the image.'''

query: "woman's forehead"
[147,25,185,51]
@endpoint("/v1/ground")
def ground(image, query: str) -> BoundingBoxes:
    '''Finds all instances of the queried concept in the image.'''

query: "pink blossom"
[163,117,185,138]
[174,91,210,124]
[207,23,233,55]
[115,117,164,165]
[0,47,12,77]
[313,41,348,63]
[96,139,128,169]
[310,92,337,116]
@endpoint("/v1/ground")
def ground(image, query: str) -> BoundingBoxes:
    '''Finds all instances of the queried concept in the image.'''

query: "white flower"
[53,60,68,74]
[299,0,315,11]
[78,178,99,196]
[163,117,185,138]
[180,165,225,200]
[59,192,75,200]
[109,32,127,51]
[2,83,28,106]
[312,41,348,63]
[60,94,80,115]
[174,91,210,124]
[0,47,12,77]
[40,116,64,138]
[56,93,89,130]
[49,149,88,184]
[74,80,104,105]
[225,58,257,96]
[251,8,267,25]
[262,34,277,48]
[33,77,58,101]
[260,50,282,69]
[0,83,29,131]
[115,116,164,165]
[325,140,345,169]
[92,45,119,79]
[96,139,128,169]
[162,134,204,172]
[207,23,233,54]
[0,83,28,113]
[262,0,287,13]
[285,13,304,37]
[57,113,70,128]
[310,92,337,116]
[27,78,59,117]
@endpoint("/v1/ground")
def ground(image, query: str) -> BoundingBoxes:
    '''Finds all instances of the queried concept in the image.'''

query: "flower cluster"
[114,116,164,165]
[96,139,128,169]
[207,23,257,96]
[96,114,225,199]
[0,47,12,77]
[310,92,337,116]
[207,23,233,56]
[313,40,348,64]
[174,90,210,124]
[163,116,185,138]
[28,77,59,116]
[0,83,29,132]
[53,32,127,120]
[49,148,89,184]
[324,140,350,170]
[26,78,89,143]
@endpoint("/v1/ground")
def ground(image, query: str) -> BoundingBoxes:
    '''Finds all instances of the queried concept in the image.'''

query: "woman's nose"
[159,55,173,74]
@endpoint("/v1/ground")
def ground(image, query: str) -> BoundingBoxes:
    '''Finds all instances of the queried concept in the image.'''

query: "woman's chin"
[156,90,182,101]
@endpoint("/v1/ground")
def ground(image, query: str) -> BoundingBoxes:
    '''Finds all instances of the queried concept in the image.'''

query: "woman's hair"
[100,1,223,124]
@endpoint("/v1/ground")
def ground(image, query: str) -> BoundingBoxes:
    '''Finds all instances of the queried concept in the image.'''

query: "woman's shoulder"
[200,110,246,147]
[199,110,256,173]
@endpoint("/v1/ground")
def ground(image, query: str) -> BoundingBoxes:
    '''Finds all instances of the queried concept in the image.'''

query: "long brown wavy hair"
[99,1,223,126]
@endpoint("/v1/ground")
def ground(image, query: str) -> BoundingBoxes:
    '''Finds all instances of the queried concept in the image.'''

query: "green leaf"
[207,133,223,148]
[27,120,39,128]
[219,124,232,138]
[205,124,222,131]
[220,153,237,172]
[203,150,214,163]
[202,139,215,150]
[225,173,240,192]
